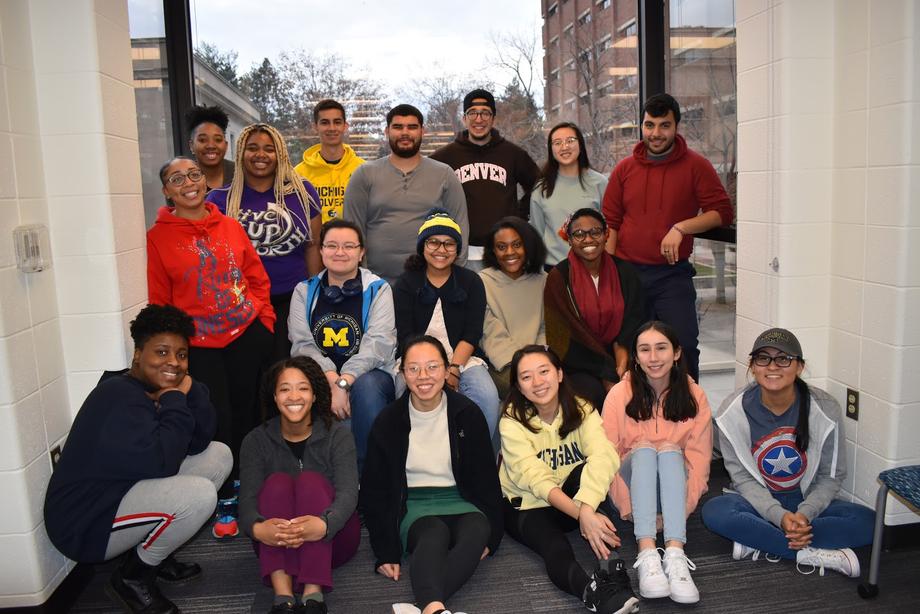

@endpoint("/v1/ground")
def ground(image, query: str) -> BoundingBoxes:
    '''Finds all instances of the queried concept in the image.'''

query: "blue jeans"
[632,261,700,382]
[620,447,687,544]
[347,368,395,470]
[701,492,875,560]
[457,363,501,438]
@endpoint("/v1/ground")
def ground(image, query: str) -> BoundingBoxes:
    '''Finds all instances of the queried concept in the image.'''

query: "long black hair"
[537,122,592,199]
[748,356,811,451]
[260,356,333,428]
[625,321,698,422]
[504,345,586,439]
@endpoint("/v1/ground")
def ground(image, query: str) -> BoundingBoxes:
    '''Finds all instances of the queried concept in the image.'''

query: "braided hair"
[225,123,317,241]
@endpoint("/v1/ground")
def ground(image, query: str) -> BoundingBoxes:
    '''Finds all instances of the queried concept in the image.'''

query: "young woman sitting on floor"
[602,320,712,604]
[239,356,360,614]
[43,304,232,614]
[499,345,639,614]
[360,335,503,614]
[702,328,874,578]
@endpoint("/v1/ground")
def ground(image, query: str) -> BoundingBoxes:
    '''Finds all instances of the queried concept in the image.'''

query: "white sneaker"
[392,604,421,614]
[632,547,670,599]
[662,547,699,604]
[795,547,860,578]
[732,541,758,560]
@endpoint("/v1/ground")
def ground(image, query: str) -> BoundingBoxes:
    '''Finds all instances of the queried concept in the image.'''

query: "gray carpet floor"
[69,461,920,613]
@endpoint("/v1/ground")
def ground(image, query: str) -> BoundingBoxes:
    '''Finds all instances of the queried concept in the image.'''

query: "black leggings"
[189,319,273,491]
[564,370,607,414]
[406,512,491,608]
[503,464,590,599]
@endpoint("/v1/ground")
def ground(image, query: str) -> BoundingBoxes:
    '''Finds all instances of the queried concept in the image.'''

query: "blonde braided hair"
[225,123,317,241]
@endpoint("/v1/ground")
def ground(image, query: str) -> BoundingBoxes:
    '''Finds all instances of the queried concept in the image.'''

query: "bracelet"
[449,363,462,372]
[671,224,686,236]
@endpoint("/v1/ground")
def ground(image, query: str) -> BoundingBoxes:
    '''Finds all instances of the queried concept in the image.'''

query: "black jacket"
[44,370,216,562]
[544,256,646,382]
[358,389,503,568]
[393,265,486,357]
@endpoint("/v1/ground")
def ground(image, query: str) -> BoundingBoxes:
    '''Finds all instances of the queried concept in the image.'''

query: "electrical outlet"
[846,388,859,421]
[50,445,62,468]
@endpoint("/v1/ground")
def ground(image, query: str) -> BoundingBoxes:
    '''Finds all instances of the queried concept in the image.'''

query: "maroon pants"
[256,472,360,591]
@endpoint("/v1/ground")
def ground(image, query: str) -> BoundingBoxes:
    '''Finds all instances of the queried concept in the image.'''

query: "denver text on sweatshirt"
[431,129,539,246]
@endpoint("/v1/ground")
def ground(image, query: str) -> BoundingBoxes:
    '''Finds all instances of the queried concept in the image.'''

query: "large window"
[129,0,177,227]
[666,0,738,371]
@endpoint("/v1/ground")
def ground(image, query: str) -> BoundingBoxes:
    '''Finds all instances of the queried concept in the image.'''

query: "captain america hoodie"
[147,203,275,348]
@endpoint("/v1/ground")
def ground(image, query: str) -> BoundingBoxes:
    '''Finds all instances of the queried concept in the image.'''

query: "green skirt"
[399,486,483,552]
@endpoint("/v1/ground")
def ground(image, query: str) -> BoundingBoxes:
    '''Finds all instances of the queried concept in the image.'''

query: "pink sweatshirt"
[602,373,712,518]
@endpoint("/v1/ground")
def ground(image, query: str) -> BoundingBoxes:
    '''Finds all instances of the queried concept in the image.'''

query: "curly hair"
[503,345,585,439]
[129,304,196,349]
[184,104,229,136]
[224,123,318,242]
[482,216,547,274]
[260,356,333,428]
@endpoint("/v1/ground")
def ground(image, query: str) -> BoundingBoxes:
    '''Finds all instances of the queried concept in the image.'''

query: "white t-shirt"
[406,393,455,487]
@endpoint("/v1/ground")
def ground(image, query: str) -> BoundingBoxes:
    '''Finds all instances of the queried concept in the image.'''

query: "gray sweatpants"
[103,441,232,566]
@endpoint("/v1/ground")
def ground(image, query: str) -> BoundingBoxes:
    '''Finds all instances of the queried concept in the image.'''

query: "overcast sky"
[183,0,544,101]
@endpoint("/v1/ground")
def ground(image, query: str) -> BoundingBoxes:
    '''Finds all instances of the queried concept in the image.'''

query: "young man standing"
[295,99,366,223]
[343,104,468,283]
[602,93,733,381]
[431,88,539,270]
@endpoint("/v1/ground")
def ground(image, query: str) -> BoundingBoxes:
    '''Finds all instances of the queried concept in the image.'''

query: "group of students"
[40,106,876,614]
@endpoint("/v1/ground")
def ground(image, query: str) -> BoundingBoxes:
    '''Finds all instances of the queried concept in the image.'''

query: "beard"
[644,134,675,155]
[389,135,422,158]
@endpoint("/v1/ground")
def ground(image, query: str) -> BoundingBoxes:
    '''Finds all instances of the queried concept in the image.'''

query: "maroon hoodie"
[602,134,733,265]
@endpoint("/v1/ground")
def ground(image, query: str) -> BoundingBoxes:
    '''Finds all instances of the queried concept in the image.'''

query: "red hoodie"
[147,204,275,348]
[602,134,733,265]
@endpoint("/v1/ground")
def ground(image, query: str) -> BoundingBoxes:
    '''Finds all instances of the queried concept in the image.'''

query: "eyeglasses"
[424,238,458,252]
[165,170,204,186]
[404,362,445,377]
[752,353,798,368]
[321,242,361,252]
[551,136,579,148]
[465,110,493,120]
[570,227,604,241]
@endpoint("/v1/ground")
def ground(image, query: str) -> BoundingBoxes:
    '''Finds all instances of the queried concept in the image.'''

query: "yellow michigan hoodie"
[499,399,620,511]
[294,143,365,222]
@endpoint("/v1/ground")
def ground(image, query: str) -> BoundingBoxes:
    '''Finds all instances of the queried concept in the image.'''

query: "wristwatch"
[335,377,352,392]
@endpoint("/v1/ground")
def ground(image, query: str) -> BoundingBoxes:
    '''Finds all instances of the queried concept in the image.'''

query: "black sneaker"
[299,600,328,614]
[268,602,297,614]
[156,554,202,584]
[583,559,640,614]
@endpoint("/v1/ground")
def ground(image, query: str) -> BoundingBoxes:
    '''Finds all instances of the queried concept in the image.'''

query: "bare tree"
[488,28,543,108]
[241,48,390,159]
[558,27,638,173]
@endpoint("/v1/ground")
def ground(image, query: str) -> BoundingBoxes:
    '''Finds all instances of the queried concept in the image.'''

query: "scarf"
[566,250,624,347]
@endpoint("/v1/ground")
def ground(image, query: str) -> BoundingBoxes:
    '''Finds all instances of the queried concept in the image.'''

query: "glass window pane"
[129,0,174,227]
[666,0,737,372]
[543,0,638,173]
